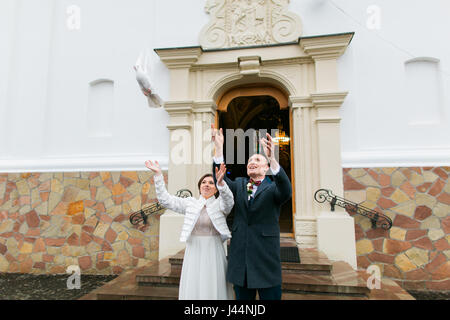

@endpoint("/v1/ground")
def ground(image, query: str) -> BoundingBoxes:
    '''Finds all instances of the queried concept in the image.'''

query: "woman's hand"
[211,124,224,158]
[145,160,162,175]
[215,163,227,186]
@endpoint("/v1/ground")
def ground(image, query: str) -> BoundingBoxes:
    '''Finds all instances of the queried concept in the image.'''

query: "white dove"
[134,50,163,108]
[134,65,152,96]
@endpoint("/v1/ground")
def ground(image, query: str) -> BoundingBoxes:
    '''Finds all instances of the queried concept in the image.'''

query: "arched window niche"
[404,57,443,125]
[87,79,114,137]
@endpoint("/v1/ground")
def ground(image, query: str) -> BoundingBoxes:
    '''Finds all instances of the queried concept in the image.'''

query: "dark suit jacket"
[213,161,292,289]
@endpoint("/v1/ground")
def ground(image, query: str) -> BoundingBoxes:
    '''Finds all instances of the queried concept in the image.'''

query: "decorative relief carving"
[200,0,302,49]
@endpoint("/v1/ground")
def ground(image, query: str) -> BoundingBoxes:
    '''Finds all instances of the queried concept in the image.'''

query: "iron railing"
[129,189,192,225]
[314,188,393,230]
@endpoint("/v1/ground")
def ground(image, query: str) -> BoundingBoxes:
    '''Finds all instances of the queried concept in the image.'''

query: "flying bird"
[134,50,163,108]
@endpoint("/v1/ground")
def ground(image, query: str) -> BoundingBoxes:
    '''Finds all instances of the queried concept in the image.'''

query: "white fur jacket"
[153,174,233,242]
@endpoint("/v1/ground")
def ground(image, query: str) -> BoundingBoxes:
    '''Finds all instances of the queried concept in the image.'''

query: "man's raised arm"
[260,133,292,204]
[211,125,237,193]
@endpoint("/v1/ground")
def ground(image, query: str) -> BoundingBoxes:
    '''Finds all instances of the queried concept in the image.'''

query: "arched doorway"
[216,86,294,236]
[155,33,356,265]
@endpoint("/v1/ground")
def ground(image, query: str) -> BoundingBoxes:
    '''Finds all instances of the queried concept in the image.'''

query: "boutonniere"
[247,182,253,197]
[247,180,262,200]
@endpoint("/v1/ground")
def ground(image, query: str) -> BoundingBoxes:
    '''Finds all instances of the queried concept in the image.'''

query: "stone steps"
[83,238,371,300]
[282,249,332,275]
[282,271,368,296]
[168,256,333,275]
[136,258,369,296]
[168,240,333,275]
[96,285,179,300]
[282,292,368,300]
[136,241,369,297]
[79,259,180,300]
[167,258,333,276]
[136,261,180,287]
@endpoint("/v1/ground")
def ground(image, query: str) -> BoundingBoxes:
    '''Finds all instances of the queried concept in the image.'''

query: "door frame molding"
[216,87,295,238]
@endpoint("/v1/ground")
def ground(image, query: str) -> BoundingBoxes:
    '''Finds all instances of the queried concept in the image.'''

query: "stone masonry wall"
[343,167,450,291]
[1,167,448,291]
[0,171,165,274]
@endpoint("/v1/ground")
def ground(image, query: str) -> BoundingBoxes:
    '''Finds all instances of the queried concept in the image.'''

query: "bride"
[145,160,234,300]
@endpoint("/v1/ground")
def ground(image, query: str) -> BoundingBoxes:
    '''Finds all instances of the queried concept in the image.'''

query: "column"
[155,47,203,260]
[192,101,217,191]
[300,33,357,268]
[158,101,193,260]
[289,96,318,248]
[312,92,357,269]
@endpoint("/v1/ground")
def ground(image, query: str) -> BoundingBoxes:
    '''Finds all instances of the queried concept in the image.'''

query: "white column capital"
[164,100,194,130]
[310,91,348,108]
[311,92,348,123]
[192,100,217,115]
[288,96,313,109]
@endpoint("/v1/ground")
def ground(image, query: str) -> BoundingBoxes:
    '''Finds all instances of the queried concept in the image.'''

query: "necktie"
[248,179,262,206]
[250,179,262,186]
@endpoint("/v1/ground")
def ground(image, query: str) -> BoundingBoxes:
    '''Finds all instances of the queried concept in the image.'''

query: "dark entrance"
[218,95,293,234]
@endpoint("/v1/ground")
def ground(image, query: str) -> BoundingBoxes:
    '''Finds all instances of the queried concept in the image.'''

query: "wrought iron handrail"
[129,189,192,225]
[314,189,393,230]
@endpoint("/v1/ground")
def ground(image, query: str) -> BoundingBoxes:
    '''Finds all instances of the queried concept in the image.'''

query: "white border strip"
[1,150,449,172]
[342,149,450,168]
[0,155,169,173]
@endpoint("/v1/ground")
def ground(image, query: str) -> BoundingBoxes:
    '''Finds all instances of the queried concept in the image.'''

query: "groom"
[212,126,292,300]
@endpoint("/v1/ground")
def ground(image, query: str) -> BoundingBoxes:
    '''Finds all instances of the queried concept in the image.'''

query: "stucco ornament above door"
[199,0,303,49]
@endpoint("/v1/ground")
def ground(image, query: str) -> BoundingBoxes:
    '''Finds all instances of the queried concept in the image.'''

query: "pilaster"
[300,33,353,92]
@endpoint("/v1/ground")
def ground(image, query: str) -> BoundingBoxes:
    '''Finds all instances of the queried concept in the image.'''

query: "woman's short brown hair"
[198,173,219,198]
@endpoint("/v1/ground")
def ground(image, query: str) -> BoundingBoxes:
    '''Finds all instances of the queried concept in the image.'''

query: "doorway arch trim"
[217,85,289,112]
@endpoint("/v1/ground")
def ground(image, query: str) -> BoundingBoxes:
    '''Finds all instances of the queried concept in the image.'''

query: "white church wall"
[0,0,449,172]
[0,0,173,172]
[328,0,450,167]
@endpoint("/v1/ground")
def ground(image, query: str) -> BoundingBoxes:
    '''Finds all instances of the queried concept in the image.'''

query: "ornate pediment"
[199,0,303,49]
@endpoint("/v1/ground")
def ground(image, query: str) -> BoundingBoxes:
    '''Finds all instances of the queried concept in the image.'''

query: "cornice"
[163,100,194,113]
[154,47,202,69]
[289,92,348,109]
[300,33,354,61]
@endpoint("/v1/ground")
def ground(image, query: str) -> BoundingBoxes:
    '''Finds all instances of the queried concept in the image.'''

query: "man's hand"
[215,163,227,186]
[260,133,276,160]
[260,133,280,173]
[211,124,224,158]
[145,160,162,175]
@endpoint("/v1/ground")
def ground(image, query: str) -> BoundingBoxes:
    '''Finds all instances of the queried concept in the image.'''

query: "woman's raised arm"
[145,160,190,215]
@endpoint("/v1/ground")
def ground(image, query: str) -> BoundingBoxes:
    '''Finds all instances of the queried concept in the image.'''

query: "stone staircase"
[81,238,371,300]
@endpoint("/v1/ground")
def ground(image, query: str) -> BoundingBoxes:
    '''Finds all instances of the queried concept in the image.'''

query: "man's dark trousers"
[233,270,282,300]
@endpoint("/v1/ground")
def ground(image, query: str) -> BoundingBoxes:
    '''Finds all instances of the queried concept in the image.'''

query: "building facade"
[0,0,449,291]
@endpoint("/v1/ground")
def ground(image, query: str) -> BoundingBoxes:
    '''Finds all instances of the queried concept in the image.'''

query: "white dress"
[178,207,234,300]
[152,174,234,300]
